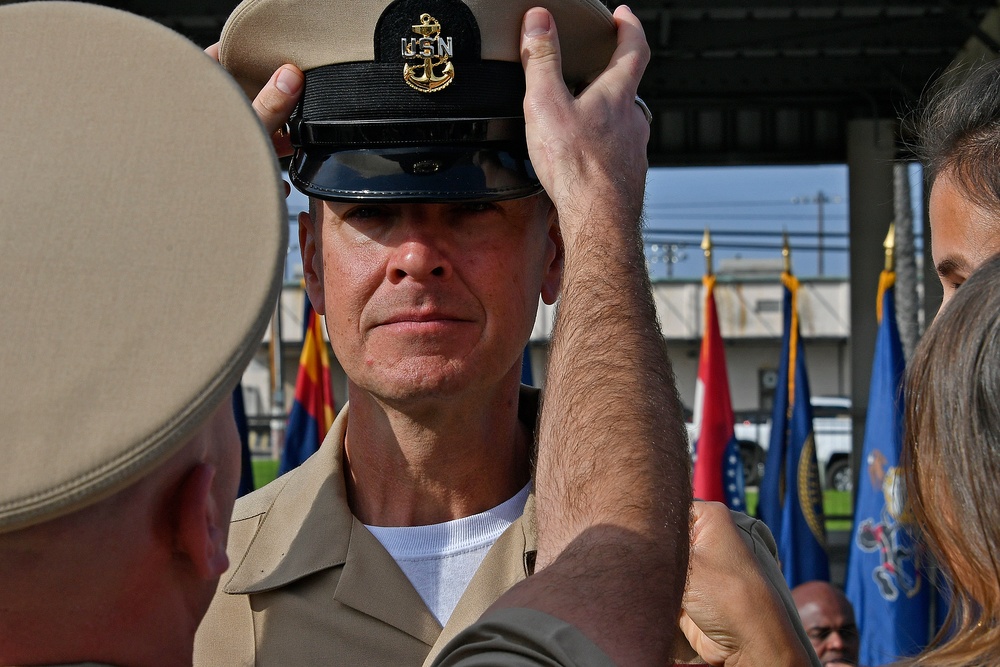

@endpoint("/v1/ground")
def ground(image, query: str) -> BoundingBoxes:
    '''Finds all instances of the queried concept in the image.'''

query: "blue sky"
[643,164,924,281]
[283,164,923,283]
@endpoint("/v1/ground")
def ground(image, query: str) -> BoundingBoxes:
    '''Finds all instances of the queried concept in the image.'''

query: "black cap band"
[298,61,525,122]
[290,116,526,146]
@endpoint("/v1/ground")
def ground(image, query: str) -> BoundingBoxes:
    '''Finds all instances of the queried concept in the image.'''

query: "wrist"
[725,619,812,667]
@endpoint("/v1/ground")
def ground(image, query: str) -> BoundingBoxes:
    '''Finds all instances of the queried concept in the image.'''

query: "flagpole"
[692,228,746,510]
[269,288,286,461]
[877,224,896,324]
[884,222,896,272]
[781,230,791,274]
[781,233,799,401]
[701,228,713,277]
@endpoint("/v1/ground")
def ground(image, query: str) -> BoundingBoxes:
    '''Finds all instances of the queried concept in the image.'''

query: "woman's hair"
[917,58,1000,216]
[903,252,1000,666]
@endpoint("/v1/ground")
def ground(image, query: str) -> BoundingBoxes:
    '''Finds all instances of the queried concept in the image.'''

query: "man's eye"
[459,202,497,214]
[808,625,857,641]
[345,206,386,220]
[942,279,963,296]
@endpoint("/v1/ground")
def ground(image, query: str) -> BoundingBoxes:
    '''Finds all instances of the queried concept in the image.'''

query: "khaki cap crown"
[220,0,616,98]
[0,2,287,532]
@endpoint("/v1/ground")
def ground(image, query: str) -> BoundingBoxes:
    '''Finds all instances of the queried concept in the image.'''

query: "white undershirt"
[365,483,531,626]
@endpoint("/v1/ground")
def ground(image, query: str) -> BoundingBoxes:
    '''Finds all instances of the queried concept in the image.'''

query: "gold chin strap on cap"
[635,95,652,124]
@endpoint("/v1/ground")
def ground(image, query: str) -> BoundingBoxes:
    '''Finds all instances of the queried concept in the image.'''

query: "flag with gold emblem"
[845,235,931,665]
[759,269,829,586]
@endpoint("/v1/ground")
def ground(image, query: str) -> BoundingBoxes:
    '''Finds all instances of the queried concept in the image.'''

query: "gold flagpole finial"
[781,230,792,274]
[884,223,896,272]
[701,228,713,276]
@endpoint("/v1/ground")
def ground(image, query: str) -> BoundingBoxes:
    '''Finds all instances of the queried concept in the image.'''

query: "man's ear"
[172,463,229,581]
[540,204,563,305]
[299,208,326,315]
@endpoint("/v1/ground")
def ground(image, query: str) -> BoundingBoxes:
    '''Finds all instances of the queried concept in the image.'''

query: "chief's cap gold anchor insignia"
[401,13,454,93]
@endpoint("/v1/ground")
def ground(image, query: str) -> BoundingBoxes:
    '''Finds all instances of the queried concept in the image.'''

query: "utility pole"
[817,190,827,276]
[793,191,841,276]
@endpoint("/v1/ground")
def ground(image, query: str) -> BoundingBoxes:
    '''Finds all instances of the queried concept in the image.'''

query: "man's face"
[301,196,561,402]
[795,589,859,666]
[929,171,1000,309]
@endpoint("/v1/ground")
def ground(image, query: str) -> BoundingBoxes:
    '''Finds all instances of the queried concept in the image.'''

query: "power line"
[646,199,844,209]
[645,212,847,221]
[646,241,849,252]
[645,228,850,239]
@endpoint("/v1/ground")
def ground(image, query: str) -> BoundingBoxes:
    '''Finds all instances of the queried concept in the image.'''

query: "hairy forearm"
[501,6,692,665]
[527,197,691,665]
[539,197,690,543]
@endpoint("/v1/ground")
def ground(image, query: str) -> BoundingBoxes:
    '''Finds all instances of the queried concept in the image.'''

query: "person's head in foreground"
[791,580,859,666]
[903,252,1000,667]
[0,2,285,665]
[919,58,1000,308]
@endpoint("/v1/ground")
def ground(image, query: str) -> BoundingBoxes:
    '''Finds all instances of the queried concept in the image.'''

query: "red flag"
[692,275,745,510]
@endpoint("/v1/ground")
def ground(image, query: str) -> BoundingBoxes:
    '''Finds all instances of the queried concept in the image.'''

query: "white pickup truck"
[688,396,853,491]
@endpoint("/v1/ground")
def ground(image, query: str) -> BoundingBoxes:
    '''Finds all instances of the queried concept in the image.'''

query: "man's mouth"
[374,310,473,334]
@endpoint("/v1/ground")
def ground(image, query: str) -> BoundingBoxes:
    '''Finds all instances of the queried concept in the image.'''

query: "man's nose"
[386,236,452,283]
[824,629,845,651]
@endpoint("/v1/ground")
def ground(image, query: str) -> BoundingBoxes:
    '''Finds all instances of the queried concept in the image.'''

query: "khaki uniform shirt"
[430,608,614,667]
[194,389,818,667]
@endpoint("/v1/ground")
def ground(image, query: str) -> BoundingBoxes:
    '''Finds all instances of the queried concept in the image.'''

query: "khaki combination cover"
[0,1,286,532]
[219,0,618,202]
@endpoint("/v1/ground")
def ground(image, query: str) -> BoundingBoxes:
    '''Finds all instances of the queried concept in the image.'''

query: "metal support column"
[847,118,897,493]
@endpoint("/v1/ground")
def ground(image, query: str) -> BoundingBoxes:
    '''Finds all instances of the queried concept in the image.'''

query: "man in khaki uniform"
[196,1,819,665]
[0,3,286,665]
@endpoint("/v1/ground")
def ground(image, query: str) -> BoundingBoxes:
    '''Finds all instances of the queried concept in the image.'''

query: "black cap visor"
[288,117,541,203]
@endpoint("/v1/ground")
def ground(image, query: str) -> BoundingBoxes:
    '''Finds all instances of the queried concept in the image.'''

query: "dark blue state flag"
[845,272,931,665]
[521,345,534,386]
[759,278,793,539]
[758,272,829,587]
[232,383,255,498]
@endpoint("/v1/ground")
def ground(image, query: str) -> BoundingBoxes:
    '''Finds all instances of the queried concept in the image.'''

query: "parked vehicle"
[688,396,853,491]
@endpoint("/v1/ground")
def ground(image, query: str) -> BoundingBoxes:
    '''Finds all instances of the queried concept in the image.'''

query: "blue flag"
[758,272,829,587]
[233,383,255,498]
[521,345,534,386]
[845,272,931,665]
[758,283,792,538]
